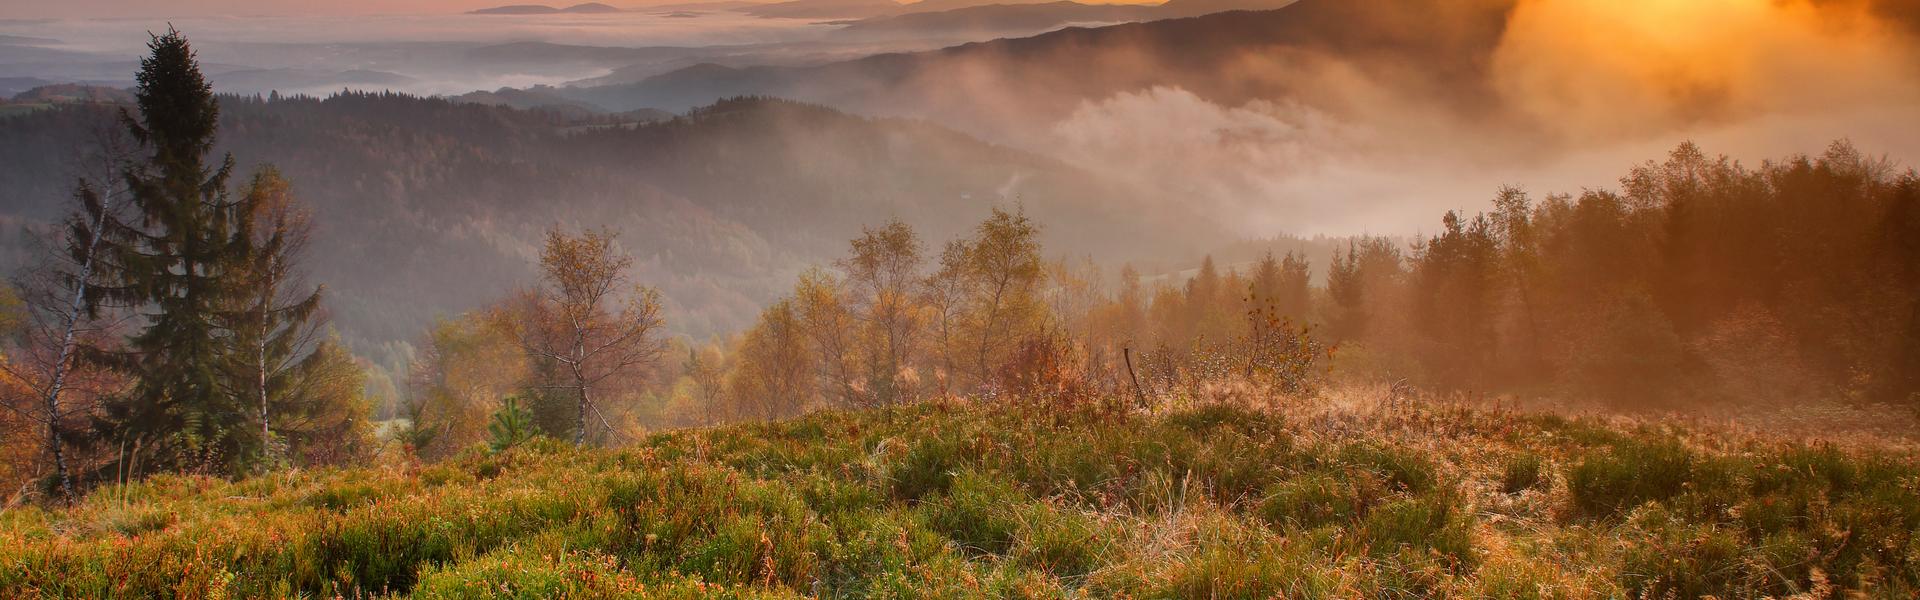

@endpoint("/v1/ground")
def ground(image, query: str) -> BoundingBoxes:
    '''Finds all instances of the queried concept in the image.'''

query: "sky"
[2,1,512,18]
[0,0,1172,19]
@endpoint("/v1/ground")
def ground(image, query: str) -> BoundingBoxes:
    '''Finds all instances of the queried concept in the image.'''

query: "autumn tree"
[1411,211,1500,388]
[1249,252,1311,324]
[1489,186,1547,372]
[683,344,728,425]
[1184,256,1224,343]
[1046,256,1104,354]
[219,167,324,468]
[837,219,924,406]
[944,207,1047,389]
[1327,237,1405,344]
[1108,264,1147,349]
[793,269,861,408]
[494,228,667,445]
[727,300,814,421]
[268,336,372,465]
[406,314,527,460]
[0,126,136,500]
[922,239,972,394]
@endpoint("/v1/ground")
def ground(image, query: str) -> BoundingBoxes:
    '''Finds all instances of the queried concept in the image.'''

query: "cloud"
[1033,0,1920,236]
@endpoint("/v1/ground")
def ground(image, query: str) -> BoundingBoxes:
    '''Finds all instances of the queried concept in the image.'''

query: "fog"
[4,0,1917,235]
[1031,0,1920,235]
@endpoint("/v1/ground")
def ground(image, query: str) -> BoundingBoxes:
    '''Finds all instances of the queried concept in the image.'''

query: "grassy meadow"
[2,390,1918,599]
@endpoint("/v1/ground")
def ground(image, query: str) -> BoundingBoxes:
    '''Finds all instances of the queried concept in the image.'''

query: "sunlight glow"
[1493,0,1916,138]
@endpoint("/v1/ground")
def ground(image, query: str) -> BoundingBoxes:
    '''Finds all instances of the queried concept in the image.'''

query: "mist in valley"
[2,1,1920,595]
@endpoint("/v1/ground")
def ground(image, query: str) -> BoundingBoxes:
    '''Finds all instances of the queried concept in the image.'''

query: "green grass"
[2,397,1918,598]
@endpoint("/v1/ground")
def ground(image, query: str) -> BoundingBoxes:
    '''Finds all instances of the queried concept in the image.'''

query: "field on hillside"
[3,391,1919,599]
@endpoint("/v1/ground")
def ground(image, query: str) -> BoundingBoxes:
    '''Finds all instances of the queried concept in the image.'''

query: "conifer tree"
[485,396,535,453]
[1276,252,1312,323]
[89,28,256,474]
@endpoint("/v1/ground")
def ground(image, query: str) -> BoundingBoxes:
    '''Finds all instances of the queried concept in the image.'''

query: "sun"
[1491,0,1904,137]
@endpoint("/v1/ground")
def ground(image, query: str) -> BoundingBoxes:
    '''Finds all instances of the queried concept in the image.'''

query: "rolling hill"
[0,94,1215,348]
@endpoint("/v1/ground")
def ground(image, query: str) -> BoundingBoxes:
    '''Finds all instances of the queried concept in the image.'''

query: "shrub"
[886,435,968,501]
[1259,473,1366,530]
[1568,438,1694,518]
[1618,517,1746,598]
[1356,494,1476,566]
[921,469,1025,555]
[1501,454,1546,494]
[1340,443,1438,494]
[487,396,538,453]
[1159,547,1291,600]
[1010,503,1108,577]
[5,399,1919,598]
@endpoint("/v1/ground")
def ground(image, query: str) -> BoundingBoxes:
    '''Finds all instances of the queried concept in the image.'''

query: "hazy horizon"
[1,0,1166,20]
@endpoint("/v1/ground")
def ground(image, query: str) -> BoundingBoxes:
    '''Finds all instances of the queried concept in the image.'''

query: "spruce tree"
[90,28,256,475]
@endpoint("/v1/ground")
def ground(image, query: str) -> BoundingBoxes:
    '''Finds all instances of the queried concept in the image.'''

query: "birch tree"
[495,228,667,445]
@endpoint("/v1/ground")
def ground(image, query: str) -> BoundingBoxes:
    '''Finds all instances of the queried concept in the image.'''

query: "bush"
[1340,443,1438,494]
[1568,438,1694,518]
[1259,473,1367,530]
[886,435,969,501]
[1159,548,1294,600]
[5,399,1919,598]
[921,469,1025,554]
[1008,506,1103,578]
[487,396,538,453]
[1618,516,1747,598]
[1501,454,1546,494]
[1357,494,1476,566]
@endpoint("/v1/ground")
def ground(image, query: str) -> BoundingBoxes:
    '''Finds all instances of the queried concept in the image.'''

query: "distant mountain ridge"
[469,3,624,14]
[832,1,1156,41]
[556,0,1516,133]
[208,68,417,96]
[740,0,901,18]
[7,83,134,104]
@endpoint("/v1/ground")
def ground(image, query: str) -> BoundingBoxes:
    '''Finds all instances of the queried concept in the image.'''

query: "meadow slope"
[3,393,1919,598]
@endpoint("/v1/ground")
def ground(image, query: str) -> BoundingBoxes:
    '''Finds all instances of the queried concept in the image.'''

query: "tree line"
[398,140,1920,460]
[638,143,1920,426]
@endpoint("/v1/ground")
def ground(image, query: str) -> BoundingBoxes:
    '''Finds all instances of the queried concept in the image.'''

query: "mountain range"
[556,0,1514,136]
[469,3,625,14]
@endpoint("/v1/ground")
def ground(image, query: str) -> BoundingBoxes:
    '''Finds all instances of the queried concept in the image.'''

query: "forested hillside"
[0,94,1215,347]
